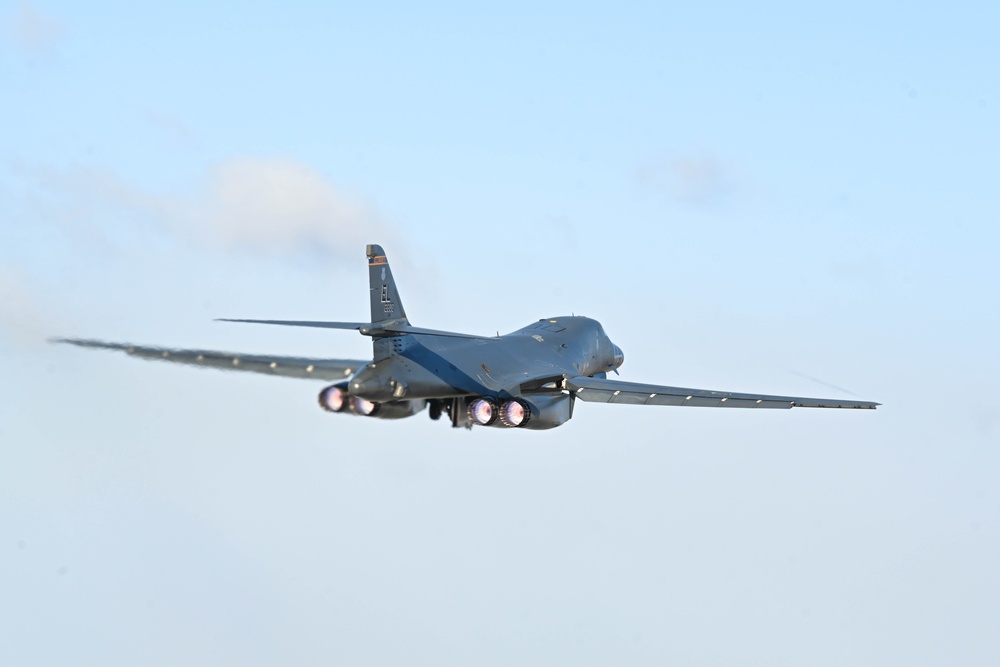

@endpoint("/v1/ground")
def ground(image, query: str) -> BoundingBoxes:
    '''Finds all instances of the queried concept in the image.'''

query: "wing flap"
[53,338,367,381]
[565,376,878,409]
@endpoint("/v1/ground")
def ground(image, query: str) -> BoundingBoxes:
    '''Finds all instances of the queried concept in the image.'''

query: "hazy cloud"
[12,157,394,260]
[192,158,386,256]
[7,161,175,257]
[4,2,65,55]
[0,264,56,348]
[636,151,738,205]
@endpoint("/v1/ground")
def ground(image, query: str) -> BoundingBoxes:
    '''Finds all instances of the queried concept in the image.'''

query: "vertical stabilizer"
[367,244,408,326]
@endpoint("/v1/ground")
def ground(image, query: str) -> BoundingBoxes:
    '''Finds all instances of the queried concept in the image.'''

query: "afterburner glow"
[352,396,378,416]
[318,385,347,412]
[468,398,497,425]
[500,399,530,427]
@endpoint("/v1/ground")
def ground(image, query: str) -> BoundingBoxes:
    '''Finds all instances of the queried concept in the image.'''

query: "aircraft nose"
[612,344,624,369]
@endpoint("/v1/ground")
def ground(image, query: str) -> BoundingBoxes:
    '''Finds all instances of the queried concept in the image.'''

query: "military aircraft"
[55,244,879,430]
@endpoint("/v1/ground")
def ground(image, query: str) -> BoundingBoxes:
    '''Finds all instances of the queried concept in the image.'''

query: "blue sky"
[2,1,998,665]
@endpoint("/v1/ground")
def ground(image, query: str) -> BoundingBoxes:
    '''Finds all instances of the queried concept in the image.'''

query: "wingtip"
[48,336,89,346]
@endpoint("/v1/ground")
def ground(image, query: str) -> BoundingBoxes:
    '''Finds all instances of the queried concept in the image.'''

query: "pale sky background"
[2,1,999,665]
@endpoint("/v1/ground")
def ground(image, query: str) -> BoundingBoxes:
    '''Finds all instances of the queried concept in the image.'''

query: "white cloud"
[4,2,65,55]
[11,157,395,260]
[192,158,386,256]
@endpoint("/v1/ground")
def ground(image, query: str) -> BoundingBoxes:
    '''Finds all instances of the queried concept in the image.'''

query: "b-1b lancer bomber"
[55,244,879,430]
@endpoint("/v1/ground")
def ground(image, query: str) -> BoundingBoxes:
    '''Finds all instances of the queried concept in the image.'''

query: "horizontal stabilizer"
[218,318,495,340]
[378,324,496,340]
[565,376,879,409]
[217,319,368,330]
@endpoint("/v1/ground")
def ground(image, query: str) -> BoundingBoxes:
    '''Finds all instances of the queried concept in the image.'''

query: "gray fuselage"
[348,316,623,402]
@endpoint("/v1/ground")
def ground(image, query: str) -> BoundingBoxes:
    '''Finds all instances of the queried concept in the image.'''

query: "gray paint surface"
[56,244,878,430]
[4,5,997,664]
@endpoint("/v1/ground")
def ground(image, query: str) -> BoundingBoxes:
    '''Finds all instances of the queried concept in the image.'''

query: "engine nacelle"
[510,393,573,430]
[319,383,425,420]
[463,393,573,430]
[360,398,426,420]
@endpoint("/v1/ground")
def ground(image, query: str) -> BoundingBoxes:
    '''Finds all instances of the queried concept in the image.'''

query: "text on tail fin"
[366,244,408,325]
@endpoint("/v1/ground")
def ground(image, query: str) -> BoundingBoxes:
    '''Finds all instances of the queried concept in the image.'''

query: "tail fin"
[367,244,408,325]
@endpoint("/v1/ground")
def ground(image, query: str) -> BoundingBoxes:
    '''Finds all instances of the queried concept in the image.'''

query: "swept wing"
[565,376,878,409]
[53,338,366,382]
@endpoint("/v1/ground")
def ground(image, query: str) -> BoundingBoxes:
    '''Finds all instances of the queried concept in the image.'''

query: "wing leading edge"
[565,376,879,409]
[52,338,367,381]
